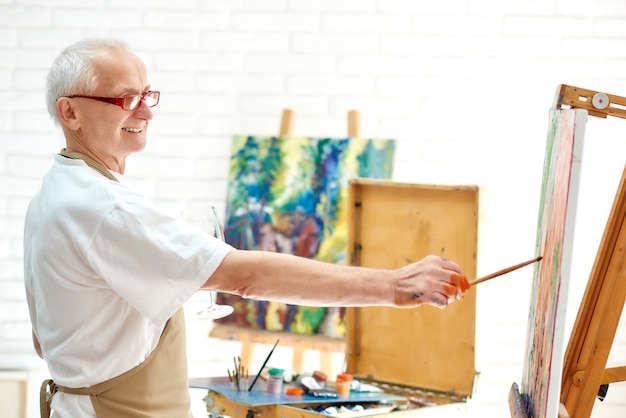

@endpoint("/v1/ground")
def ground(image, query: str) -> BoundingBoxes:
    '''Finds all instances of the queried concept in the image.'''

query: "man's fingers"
[450,272,470,293]
[428,292,449,309]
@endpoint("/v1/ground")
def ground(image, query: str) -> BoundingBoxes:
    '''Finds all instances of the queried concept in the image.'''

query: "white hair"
[45,38,128,126]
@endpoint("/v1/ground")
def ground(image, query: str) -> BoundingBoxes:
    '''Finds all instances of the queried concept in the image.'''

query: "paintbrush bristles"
[469,256,542,286]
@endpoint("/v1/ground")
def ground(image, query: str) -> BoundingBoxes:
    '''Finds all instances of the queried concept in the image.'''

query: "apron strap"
[39,379,57,418]
[39,378,97,417]
[58,148,119,182]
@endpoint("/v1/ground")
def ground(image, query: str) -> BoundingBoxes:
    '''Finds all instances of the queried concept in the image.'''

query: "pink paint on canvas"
[521,108,587,418]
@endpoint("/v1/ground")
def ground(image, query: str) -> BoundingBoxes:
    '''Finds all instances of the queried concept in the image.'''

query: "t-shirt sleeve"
[86,200,233,326]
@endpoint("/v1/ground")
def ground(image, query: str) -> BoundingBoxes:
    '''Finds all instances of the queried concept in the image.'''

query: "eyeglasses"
[66,91,160,111]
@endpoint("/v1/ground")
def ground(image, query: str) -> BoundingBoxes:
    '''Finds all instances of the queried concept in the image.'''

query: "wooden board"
[345,179,478,398]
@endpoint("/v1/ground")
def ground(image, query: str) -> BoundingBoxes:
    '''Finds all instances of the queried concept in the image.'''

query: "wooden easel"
[510,85,626,418]
[554,85,626,418]
[507,85,626,418]
[209,108,362,376]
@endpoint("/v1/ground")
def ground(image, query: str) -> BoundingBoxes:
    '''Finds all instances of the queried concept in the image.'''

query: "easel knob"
[591,92,609,110]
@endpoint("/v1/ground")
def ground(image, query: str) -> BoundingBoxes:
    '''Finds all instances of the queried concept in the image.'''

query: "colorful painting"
[215,135,395,338]
[521,109,587,417]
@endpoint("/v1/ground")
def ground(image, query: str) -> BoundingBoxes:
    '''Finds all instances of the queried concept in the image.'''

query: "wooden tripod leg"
[560,164,626,417]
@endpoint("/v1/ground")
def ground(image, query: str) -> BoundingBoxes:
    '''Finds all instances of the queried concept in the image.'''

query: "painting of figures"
[215,135,395,338]
[521,109,587,417]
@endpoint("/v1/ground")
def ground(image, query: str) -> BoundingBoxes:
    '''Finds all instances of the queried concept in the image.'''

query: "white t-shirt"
[23,154,232,417]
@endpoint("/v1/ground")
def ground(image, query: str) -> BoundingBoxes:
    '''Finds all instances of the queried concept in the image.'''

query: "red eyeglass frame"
[65,91,160,110]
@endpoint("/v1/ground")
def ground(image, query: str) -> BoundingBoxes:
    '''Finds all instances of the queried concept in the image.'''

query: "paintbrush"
[248,339,279,391]
[469,256,542,286]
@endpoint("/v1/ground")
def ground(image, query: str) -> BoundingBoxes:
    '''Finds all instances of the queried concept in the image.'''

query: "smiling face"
[56,46,154,173]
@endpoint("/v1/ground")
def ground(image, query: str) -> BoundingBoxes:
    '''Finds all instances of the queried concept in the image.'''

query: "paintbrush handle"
[248,339,280,391]
[469,256,542,286]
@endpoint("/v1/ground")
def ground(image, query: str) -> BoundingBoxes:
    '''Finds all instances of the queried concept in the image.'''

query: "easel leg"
[560,164,626,417]
[320,352,334,377]
[292,346,305,373]
[240,338,254,373]
[558,403,570,418]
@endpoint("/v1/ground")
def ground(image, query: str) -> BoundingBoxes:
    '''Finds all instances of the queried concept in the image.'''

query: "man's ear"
[55,98,80,130]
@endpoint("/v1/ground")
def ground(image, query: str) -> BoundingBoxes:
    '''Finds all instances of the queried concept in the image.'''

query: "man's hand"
[393,255,470,309]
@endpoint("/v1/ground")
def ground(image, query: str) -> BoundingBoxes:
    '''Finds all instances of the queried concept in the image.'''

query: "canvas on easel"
[518,108,587,418]
[208,109,394,377]
[215,134,396,337]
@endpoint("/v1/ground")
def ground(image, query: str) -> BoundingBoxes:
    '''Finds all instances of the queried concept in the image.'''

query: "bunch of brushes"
[228,356,249,391]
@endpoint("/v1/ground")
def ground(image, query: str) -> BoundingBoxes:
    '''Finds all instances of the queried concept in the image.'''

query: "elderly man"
[24,38,470,417]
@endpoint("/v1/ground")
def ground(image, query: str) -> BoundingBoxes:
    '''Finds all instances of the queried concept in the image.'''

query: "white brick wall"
[2,1,626,417]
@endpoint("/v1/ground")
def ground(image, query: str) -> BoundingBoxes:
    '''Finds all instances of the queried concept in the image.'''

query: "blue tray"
[189,376,406,407]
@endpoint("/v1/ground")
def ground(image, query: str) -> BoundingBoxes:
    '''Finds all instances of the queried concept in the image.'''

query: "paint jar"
[335,373,353,397]
[266,368,283,394]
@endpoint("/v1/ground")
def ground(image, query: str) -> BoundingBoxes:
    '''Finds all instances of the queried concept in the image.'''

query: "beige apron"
[39,150,193,417]
[40,308,193,418]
